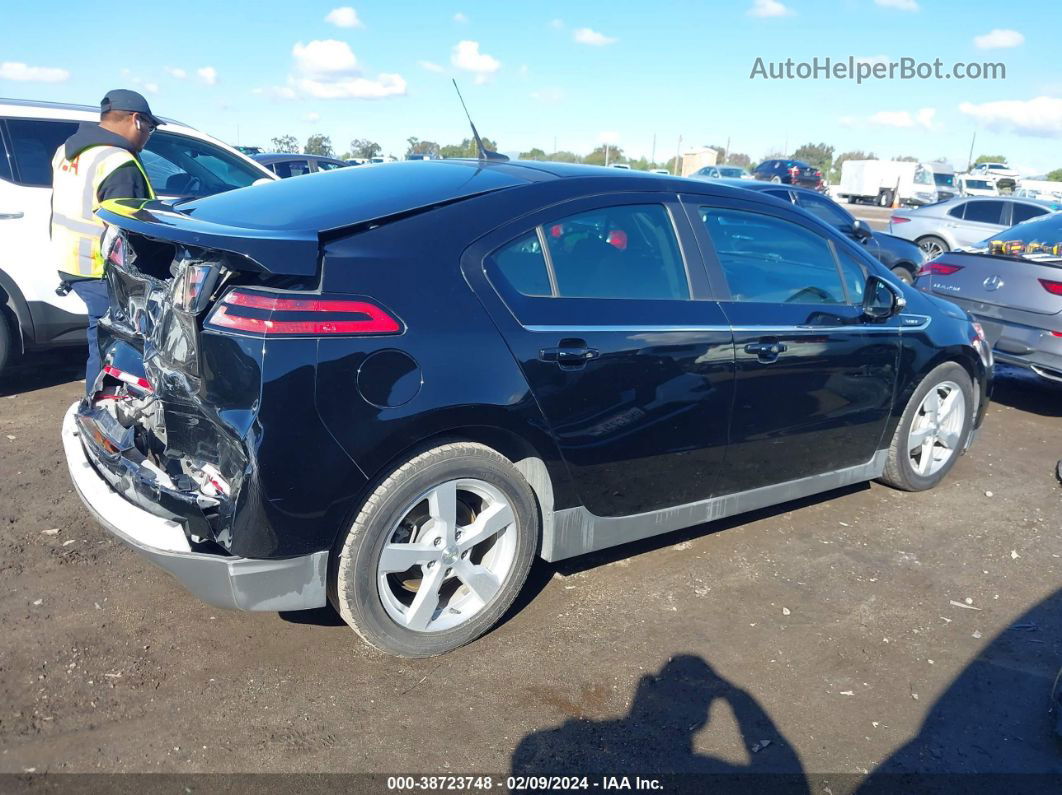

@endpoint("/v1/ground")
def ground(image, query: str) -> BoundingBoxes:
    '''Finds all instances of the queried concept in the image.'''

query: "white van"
[836,160,938,207]
[0,99,276,374]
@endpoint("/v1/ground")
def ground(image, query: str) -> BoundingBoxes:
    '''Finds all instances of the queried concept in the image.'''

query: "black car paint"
[89,161,989,563]
[752,159,822,189]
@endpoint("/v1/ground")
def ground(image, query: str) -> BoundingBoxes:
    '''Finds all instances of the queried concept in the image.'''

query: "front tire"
[332,442,538,657]
[0,308,18,378]
[879,363,974,492]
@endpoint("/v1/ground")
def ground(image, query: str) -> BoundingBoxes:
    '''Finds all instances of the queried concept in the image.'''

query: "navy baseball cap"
[100,89,161,127]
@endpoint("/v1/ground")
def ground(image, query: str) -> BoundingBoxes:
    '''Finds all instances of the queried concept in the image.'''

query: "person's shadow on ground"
[511,654,808,790]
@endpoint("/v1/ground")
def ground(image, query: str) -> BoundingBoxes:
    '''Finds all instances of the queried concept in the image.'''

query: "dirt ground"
[0,349,1060,788]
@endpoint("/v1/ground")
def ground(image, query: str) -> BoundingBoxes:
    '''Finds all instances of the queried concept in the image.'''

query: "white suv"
[0,99,276,374]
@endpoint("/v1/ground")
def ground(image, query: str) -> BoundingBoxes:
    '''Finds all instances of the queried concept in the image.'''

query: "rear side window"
[1011,203,1049,224]
[5,118,78,187]
[700,207,846,304]
[964,201,1004,224]
[489,204,689,301]
[947,203,966,220]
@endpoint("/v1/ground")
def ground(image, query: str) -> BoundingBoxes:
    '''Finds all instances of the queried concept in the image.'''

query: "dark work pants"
[70,279,109,394]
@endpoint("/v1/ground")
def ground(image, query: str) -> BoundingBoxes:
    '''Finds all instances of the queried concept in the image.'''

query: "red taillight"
[917,262,964,277]
[103,364,153,393]
[206,289,402,336]
[1039,278,1062,296]
[606,229,628,250]
[890,215,911,224]
[1050,330,1062,338]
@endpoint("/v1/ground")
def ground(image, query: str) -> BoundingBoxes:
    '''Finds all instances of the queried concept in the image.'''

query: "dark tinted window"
[490,205,689,301]
[317,160,346,171]
[269,159,312,178]
[796,191,852,229]
[947,203,966,220]
[1011,203,1049,224]
[963,201,1004,224]
[0,131,12,182]
[763,189,792,202]
[700,207,845,304]
[141,132,264,196]
[5,118,78,187]
[491,231,552,297]
[544,205,688,300]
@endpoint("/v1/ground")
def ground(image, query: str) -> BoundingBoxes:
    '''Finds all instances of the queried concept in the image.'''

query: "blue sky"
[2,0,1060,173]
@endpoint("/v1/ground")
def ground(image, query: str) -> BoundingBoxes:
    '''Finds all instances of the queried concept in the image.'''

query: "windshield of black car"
[141,132,265,197]
[970,210,1062,260]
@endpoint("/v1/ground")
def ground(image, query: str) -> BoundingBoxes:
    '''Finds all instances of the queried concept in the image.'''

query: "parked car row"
[252,152,352,178]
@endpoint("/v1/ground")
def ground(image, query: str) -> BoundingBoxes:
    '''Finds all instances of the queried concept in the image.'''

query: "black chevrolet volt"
[63,160,991,657]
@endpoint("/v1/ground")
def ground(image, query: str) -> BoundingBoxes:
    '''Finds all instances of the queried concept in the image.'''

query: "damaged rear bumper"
[62,402,327,611]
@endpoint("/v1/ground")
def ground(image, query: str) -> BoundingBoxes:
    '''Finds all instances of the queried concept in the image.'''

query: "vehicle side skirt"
[542,449,887,561]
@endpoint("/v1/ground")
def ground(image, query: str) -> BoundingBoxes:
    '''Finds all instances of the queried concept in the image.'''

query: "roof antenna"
[452,79,508,162]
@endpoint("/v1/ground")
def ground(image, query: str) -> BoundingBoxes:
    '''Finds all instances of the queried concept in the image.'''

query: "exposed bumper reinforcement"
[62,402,327,611]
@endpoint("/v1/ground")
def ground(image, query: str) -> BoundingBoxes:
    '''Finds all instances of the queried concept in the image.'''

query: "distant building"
[681,147,719,177]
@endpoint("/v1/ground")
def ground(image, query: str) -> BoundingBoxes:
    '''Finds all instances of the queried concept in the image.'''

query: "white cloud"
[197,66,218,85]
[959,96,1062,137]
[418,60,445,73]
[142,82,159,95]
[453,12,467,23]
[165,67,187,79]
[867,107,937,130]
[573,27,617,46]
[875,0,918,10]
[282,40,404,99]
[325,7,363,28]
[518,64,529,77]
[451,40,500,79]
[0,61,69,82]
[305,112,321,123]
[747,0,793,18]
[530,87,564,103]
[550,19,564,29]
[838,116,859,128]
[973,29,1024,49]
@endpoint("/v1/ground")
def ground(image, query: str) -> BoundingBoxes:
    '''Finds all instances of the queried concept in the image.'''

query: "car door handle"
[744,341,788,362]
[539,345,600,369]
[0,212,23,220]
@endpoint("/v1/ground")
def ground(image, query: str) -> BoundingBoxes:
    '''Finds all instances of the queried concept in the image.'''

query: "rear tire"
[879,362,974,492]
[332,442,539,657]
[890,265,915,285]
[0,308,18,378]
[770,176,782,184]
[878,190,893,207]
[917,235,948,260]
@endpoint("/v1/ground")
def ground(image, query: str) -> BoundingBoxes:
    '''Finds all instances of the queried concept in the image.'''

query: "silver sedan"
[889,196,1060,259]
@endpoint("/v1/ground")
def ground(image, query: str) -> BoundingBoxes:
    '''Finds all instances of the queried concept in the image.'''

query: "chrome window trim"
[523,317,930,334]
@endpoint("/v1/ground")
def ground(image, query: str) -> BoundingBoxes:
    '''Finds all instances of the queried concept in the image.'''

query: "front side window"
[700,207,846,304]
[141,132,264,196]
[796,192,853,230]
[963,201,1004,225]
[4,118,78,187]
[489,204,689,301]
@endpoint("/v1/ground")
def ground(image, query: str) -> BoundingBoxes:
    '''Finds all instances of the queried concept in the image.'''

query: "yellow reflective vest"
[51,144,155,278]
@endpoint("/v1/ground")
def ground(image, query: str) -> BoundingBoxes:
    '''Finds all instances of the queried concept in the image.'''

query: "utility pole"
[967,130,977,171]
[674,135,682,176]
[605,143,611,167]
[724,136,730,165]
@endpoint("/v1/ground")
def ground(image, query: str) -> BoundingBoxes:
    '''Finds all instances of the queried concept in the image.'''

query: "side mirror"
[851,219,873,241]
[863,275,906,320]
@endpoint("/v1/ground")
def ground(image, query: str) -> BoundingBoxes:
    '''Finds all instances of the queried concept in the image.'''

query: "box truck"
[837,160,938,207]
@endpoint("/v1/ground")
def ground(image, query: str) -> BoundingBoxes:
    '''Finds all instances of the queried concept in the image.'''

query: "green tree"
[1046,168,1062,182]
[519,147,547,160]
[584,144,625,167]
[439,138,498,158]
[792,142,834,176]
[304,134,334,157]
[546,150,582,163]
[725,152,752,169]
[270,134,299,154]
[831,150,876,183]
[406,137,441,157]
[349,138,381,159]
[974,154,1007,165]
[893,155,918,162]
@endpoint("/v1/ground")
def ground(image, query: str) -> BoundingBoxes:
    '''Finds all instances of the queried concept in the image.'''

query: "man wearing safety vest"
[51,89,158,391]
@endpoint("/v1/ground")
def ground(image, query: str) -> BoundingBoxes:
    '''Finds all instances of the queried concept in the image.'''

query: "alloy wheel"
[907,381,966,477]
[376,479,517,633]
[918,238,946,259]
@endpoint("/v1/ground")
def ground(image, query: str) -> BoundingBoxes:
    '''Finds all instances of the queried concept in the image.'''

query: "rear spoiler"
[96,199,320,276]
